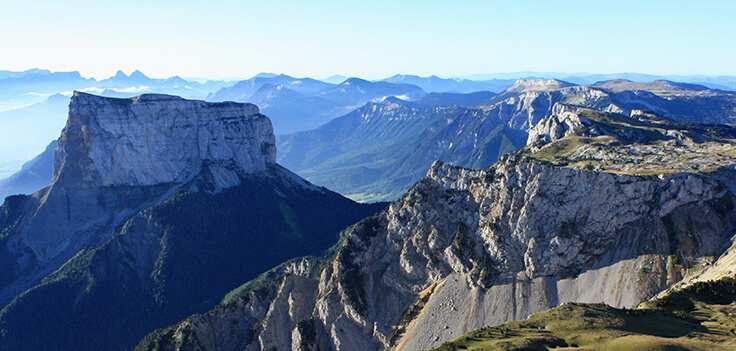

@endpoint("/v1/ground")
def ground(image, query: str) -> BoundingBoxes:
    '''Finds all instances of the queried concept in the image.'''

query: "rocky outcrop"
[526,103,595,146]
[505,78,576,93]
[145,157,736,351]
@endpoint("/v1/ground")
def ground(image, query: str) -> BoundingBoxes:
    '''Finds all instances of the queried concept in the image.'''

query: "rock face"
[526,103,593,145]
[142,158,736,351]
[55,92,276,188]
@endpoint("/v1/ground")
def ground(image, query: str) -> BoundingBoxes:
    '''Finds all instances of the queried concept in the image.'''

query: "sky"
[1,0,735,80]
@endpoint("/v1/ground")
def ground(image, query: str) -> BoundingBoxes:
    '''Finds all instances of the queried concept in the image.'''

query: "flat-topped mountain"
[503,78,576,93]
[56,92,276,188]
[0,93,384,351]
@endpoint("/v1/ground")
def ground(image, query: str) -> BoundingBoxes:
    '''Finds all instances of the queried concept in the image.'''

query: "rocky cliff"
[55,92,276,188]
[140,137,736,351]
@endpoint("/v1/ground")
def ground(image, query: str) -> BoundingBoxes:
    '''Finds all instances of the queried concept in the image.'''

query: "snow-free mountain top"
[56,92,276,188]
[504,78,576,93]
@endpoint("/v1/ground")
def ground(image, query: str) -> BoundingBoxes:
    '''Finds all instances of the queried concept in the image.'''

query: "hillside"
[277,99,526,202]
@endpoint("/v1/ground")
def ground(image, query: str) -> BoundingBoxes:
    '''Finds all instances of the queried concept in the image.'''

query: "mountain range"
[5,77,736,203]
[277,78,736,201]
[0,69,234,113]
[206,75,428,135]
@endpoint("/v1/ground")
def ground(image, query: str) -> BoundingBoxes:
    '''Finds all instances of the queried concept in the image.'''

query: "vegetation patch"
[431,277,736,351]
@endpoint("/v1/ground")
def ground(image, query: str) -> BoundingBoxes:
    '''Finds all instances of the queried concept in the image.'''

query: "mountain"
[461,72,736,91]
[315,77,425,107]
[206,74,344,134]
[0,69,93,111]
[240,84,344,135]
[0,92,384,351]
[0,68,234,114]
[0,70,240,179]
[136,108,736,350]
[92,70,233,100]
[383,74,515,93]
[0,140,56,200]
[206,74,334,102]
[277,79,736,201]
[207,75,428,135]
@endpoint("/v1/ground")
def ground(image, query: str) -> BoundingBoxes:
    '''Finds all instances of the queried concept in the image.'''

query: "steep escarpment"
[0,92,384,351]
[139,153,736,351]
[55,92,276,188]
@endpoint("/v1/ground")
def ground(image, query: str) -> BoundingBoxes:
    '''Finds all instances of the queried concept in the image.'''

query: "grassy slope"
[522,108,736,175]
[431,278,736,351]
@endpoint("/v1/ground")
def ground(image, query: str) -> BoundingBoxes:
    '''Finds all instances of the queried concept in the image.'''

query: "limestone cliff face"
[0,93,277,307]
[526,103,594,146]
[54,92,276,188]
[149,159,736,351]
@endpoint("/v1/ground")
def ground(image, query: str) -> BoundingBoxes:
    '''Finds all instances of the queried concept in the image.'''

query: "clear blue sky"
[2,0,735,80]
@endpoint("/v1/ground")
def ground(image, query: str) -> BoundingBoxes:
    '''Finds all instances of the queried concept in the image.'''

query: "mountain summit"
[55,92,276,188]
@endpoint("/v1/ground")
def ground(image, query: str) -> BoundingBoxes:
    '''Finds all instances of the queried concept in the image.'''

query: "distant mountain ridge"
[0,68,236,112]
[207,75,428,135]
[0,140,56,200]
[277,78,736,201]
[382,74,516,93]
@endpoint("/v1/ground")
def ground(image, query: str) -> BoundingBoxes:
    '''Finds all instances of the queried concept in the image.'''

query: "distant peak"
[343,77,369,85]
[130,70,149,79]
[114,70,128,78]
[255,72,278,78]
